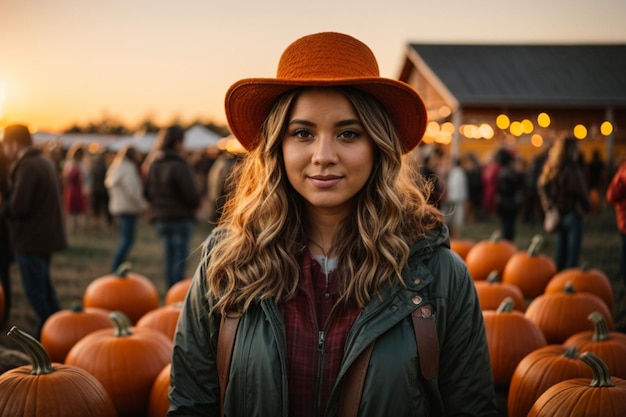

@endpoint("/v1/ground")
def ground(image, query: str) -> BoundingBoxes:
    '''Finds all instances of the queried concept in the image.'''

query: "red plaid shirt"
[278,250,362,417]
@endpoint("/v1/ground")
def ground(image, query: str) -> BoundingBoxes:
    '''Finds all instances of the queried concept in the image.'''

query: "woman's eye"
[292,129,313,139]
[339,130,361,140]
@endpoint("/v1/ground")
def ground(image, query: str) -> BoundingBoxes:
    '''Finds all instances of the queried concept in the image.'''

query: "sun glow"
[0,80,6,125]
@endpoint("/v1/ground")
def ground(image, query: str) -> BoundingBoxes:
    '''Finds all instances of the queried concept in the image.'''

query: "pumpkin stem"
[579,351,615,387]
[114,261,132,278]
[486,270,499,284]
[69,300,85,313]
[109,311,133,337]
[496,297,515,313]
[489,230,502,242]
[562,345,579,359]
[527,234,544,257]
[563,281,576,294]
[588,311,610,342]
[6,326,55,375]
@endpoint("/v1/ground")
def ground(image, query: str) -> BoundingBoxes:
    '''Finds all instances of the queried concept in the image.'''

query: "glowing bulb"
[531,134,544,147]
[479,123,494,139]
[521,119,534,134]
[537,112,550,128]
[441,122,455,134]
[509,121,523,137]
[600,121,613,136]
[496,114,510,130]
[426,121,440,136]
[573,124,587,139]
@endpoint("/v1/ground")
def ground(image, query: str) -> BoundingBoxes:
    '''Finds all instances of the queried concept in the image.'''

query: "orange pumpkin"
[0,326,117,417]
[507,345,592,417]
[525,282,614,344]
[65,311,173,417]
[137,302,182,340]
[83,262,160,323]
[528,352,626,417]
[482,297,547,388]
[449,238,476,261]
[41,300,113,363]
[474,270,526,311]
[545,264,614,310]
[502,235,556,298]
[165,277,192,305]
[465,231,517,280]
[149,363,171,417]
[563,311,626,378]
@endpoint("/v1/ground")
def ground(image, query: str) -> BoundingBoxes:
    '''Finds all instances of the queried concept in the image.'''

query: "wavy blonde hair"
[538,135,579,187]
[207,87,443,314]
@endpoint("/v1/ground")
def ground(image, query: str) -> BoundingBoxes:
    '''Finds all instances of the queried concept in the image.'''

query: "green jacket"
[168,226,498,416]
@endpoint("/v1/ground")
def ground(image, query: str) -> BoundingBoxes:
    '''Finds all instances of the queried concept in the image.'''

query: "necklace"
[308,239,332,299]
[308,239,330,258]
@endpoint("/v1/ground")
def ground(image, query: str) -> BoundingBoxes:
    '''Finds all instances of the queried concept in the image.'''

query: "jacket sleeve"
[168,244,221,416]
[434,251,499,417]
[607,163,626,205]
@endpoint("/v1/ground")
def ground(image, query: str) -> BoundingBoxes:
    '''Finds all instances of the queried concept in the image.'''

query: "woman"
[538,136,592,271]
[168,32,497,417]
[105,144,148,271]
[144,125,200,288]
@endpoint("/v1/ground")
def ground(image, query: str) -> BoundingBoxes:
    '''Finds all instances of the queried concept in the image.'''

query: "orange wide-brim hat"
[224,32,427,153]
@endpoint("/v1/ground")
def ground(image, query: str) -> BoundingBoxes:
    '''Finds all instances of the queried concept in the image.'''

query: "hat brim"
[225,77,427,153]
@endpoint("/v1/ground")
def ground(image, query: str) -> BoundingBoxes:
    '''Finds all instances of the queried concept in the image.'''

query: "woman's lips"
[309,175,342,188]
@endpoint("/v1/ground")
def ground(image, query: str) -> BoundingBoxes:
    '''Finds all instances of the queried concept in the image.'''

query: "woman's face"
[282,88,375,216]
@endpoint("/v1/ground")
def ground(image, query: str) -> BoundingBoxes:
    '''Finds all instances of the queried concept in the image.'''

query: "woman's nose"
[312,136,338,165]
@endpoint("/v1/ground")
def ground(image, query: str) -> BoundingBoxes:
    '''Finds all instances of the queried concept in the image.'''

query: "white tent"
[30,125,221,154]
[106,133,157,153]
[183,124,221,151]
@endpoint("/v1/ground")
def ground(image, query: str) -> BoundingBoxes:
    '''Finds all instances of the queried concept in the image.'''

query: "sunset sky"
[1,0,625,133]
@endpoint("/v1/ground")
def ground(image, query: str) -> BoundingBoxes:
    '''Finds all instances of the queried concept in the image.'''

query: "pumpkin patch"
[65,311,173,417]
[0,326,117,417]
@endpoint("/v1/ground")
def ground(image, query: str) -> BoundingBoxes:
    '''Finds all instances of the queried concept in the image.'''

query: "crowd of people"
[0,121,620,330]
[0,123,242,332]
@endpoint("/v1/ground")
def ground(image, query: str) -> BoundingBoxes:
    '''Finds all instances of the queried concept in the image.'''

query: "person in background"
[586,148,606,213]
[606,154,626,286]
[495,149,526,242]
[0,124,67,338]
[522,145,550,224]
[462,152,483,222]
[0,145,13,328]
[105,144,149,272]
[62,143,89,234]
[168,31,497,417]
[144,125,201,288]
[481,148,506,219]
[538,135,592,271]
[443,155,468,238]
[90,150,113,228]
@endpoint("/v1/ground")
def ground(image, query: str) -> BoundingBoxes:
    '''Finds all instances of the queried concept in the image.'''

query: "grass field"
[1,203,624,350]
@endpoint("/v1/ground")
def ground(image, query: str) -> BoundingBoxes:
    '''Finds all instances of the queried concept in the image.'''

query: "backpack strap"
[339,341,375,417]
[411,304,439,381]
[339,303,440,417]
[217,312,241,417]
[216,305,440,417]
